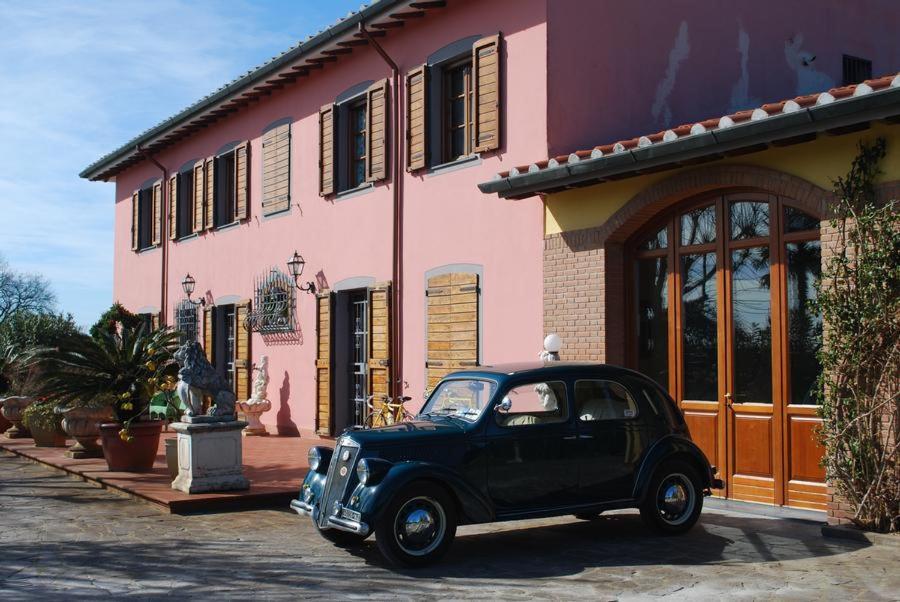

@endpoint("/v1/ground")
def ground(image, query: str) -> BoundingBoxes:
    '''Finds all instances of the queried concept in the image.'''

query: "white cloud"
[0,0,331,327]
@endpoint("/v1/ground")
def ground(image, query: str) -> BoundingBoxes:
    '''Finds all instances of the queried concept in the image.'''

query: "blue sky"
[0,0,363,328]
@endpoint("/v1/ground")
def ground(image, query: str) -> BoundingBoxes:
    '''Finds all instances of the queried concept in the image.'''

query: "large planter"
[1,396,35,439]
[30,421,67,447]
[99,421,164,472]
[59,406,115,459]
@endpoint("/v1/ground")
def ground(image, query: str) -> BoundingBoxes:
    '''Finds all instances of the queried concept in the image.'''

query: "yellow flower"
[121,402,133,410]
[148,377,157,386]
[119,391,131,400]
[145,361,157,372]
[147,347,156,355]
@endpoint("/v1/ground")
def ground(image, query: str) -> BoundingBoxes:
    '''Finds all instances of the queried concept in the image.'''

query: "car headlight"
[356,458,371,485]
[308,447,321,472]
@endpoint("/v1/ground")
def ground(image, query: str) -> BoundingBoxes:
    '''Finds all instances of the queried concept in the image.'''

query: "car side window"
[495,381,567,427]
[575,380,638,422]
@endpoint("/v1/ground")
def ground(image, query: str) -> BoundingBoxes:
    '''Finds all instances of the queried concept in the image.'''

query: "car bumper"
[289,499,370,537]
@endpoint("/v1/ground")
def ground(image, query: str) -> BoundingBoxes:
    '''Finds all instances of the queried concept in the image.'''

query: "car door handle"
[578,434,594,439]
[562,435,577,440]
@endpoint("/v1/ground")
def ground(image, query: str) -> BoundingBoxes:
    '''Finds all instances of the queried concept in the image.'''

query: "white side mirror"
[495,398,512,413]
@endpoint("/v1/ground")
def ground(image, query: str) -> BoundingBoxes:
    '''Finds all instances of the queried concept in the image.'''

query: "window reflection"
[784,206,820,233]
[680,206,716,246]
[681,253,717,400]
[636,257,668,388]
[640,226,668,251]
[730,201,769,240]
[731,246,772,403]
[786,241,822,404]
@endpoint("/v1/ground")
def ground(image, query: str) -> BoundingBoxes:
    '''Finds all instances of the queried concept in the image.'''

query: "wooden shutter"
[234,141,250,221]
[262,124,290,215]
[367,283,392,420]
[472,34,501,153]
[406,65,428,171]
[204,156,215,229]
[366,79,389,182]
[234,300,251,401]
[192,161,205,233]
[315,291,333,436]
[151,181,162,246]
[150,312,161,331]
[426,273,479,391]
[319,104,335,196]
[203,306,215,364]
[131,190,139,250]
[168,174,178,240]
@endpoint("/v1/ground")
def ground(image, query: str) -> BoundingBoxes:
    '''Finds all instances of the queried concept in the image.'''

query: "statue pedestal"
[171,419,250,494]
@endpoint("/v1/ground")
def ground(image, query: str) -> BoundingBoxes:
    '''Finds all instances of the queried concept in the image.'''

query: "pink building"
[81,0,896,438]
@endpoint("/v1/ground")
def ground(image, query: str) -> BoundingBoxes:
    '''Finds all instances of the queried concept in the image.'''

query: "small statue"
[237,355,272,436]
[174,342,236,421]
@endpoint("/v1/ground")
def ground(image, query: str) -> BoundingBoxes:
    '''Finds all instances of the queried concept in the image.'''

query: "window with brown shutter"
[262,123,291,215]
[192,161,205,233]
[319,105,335,196]
[426,272,479,392]
[204,156,215,230]
[367,283,392,414]
[406,65,428,171]
[131,191,139,251]
[365,79,389,183]
[315,291,333,435]
[168,174,178,240]
[234,300,251,401]
[151,180,162,246]
[348,100,367,189]
[203,306,215,364]
[442,59,473,162]
[472,34,501,153]
[234,141,249,220]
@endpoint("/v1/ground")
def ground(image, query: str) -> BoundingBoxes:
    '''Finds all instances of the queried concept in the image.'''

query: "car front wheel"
[639,460,703,534]
[375,482,457,567]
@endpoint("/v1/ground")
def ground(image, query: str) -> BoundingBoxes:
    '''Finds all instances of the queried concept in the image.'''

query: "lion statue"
[173,342,236,420]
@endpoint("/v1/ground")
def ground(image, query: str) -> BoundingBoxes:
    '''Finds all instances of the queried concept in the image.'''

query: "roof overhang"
[80,0,448,182]
[479,86,900,200]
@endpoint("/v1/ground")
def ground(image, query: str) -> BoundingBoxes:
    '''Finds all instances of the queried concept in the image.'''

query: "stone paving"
[1,451,897,600]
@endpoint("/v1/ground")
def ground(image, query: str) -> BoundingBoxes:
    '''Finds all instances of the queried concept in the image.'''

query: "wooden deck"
[0,431,323,513]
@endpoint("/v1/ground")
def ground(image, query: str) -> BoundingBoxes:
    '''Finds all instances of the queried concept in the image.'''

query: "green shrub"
[22,399,63,434]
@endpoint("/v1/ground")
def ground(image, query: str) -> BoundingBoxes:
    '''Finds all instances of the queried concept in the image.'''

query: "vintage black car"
[291,362,723,566]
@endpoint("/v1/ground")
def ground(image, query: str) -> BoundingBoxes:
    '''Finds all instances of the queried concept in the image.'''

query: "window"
[575,380,638,421]
[348,100,367,189]
[420,378,497,422]
[262,123,290,215]
[248,268,295,334]
[215,304,236,392]
[842,55,872,86]
[172,171,194,239]
[425,271,480,393]
[174,300,198,343]
[496,381,567,427]
[442,59,473,162]
[137,188,153,249]
[215,151,236,228]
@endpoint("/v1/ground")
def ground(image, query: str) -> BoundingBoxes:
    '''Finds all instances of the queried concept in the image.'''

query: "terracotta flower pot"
[1,396,35,439]
[99,421,164,472]
[59,406,115,459]
[30,422,67,447]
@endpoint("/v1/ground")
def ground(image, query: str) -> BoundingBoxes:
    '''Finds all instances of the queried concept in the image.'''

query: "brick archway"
[598,164,833,245]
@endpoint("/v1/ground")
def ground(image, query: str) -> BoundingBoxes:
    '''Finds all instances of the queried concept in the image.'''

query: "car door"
[574,379,649,502]
[485,380,580,513]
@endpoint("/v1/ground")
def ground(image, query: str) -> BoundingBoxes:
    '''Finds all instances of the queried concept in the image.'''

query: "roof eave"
[481,87,900,200]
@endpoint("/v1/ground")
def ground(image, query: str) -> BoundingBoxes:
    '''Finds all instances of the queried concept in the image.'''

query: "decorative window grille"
[246,268,295,333]
[174,300,198,343]
[842,55,872,86]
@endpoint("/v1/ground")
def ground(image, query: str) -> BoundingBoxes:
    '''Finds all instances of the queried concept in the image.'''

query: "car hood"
[339,418,467,448]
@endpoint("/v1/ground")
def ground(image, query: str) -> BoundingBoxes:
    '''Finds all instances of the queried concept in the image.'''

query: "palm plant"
[34,324,182,435]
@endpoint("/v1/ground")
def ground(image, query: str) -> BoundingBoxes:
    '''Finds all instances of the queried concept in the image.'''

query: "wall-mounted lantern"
[287,251,317,295]
[181,273,205,306]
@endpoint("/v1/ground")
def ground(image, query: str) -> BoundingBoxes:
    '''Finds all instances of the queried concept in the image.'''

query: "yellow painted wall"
[545,124,900,235]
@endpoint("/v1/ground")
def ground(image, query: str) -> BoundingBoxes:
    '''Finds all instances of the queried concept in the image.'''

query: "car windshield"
[420,378,497,423]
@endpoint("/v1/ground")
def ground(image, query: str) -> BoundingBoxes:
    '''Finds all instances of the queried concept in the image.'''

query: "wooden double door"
[630,192,827,510]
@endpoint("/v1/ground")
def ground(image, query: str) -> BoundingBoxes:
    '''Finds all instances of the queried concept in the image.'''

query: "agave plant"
[34,324,182,432]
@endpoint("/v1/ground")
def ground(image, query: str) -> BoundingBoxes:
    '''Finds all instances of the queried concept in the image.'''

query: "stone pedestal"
[171,418,250,494]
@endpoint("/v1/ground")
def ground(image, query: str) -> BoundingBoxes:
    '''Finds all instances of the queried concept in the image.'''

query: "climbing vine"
[817,138,899,533]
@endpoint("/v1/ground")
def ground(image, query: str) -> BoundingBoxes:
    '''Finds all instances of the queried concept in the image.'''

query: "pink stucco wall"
[112,0,548,434]
[547,0,900,155]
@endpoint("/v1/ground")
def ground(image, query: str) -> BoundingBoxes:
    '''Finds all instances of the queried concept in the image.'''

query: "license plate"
[341,508,361,522]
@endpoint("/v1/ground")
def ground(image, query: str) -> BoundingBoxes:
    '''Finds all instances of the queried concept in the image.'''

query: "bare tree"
[0,254,56,323]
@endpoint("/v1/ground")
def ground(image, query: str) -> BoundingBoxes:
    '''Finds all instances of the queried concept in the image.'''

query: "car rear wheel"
[314,522,367,547]
[639,460,703,534]
[375,481,457,567]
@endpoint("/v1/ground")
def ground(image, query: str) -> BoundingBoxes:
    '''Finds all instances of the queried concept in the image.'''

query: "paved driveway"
[1,452,896,600]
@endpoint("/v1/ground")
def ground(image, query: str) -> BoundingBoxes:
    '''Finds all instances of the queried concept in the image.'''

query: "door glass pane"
[681,253,718,400]
[680,206,716,246]
[640,226,668,251]
[730,200,769,240]
[636,257,668,388]
[731,247,772,403]
[786,241,822,404]
[784,206,820,233]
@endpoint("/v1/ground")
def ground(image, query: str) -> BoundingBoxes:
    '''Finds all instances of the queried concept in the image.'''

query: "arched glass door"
[630,193,825,509]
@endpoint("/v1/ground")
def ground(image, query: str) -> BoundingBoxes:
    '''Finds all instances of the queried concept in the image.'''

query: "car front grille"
[317,437,359,528]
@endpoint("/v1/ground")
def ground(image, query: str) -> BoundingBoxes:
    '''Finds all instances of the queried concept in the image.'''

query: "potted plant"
[22,398,66,447]
[36,323,181,472]
[56,395,115,459]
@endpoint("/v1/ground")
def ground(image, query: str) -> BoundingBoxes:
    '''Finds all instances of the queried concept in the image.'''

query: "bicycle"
[363,394,415,428]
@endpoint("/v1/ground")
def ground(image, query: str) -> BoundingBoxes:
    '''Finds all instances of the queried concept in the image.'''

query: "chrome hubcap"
[656,473,695,525]
[394,496,445,556]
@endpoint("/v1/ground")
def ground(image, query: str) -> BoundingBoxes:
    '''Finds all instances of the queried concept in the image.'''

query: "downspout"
[136,145,169,325]
[359,24,403,400]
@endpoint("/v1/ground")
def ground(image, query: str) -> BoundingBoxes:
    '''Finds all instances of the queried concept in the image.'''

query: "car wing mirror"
[495,398,512,413]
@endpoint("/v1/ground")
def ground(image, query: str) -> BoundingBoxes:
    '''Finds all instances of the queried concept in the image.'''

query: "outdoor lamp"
[181,273,205,306]
[287,251,317,295]
[543,333,562,361]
